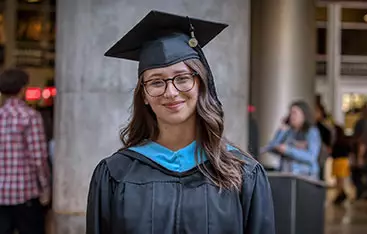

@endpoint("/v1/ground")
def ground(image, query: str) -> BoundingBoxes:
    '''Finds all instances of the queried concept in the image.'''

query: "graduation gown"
[86,149,275,234]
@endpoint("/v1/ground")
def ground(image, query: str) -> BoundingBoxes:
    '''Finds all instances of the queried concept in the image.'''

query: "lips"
[163,101,185,111]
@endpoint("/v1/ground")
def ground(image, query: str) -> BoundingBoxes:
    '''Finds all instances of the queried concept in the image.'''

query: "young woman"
[86,11,275,234]
[262,100,321,178]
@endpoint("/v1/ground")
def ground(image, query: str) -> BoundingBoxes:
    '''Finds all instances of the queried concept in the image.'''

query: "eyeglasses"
[142,72,198,97]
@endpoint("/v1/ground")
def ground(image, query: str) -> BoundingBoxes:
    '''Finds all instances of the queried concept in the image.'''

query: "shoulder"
[242,153,264,179]
[2,103,42,126]
[17,105,42,122]
[104,150,134,165]
[28,109,43,123]
[95,150,135,182]
[308,126,321,137]
[228,147,262,178]
[233,151,271,202]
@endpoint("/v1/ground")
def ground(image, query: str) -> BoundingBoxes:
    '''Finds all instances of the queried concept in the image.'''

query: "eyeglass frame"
[141,72,198,97]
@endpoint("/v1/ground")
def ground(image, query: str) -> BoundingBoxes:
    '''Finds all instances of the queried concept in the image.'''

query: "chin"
[158,107,197,125]
[159,114,191,125]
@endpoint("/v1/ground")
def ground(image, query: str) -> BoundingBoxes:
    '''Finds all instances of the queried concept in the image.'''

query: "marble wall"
[54,0,250,233]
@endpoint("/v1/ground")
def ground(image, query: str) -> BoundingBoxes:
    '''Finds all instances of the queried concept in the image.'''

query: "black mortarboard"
[104,10,228,105]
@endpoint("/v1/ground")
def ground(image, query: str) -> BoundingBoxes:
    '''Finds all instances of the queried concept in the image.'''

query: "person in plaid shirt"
[0,69,50,234]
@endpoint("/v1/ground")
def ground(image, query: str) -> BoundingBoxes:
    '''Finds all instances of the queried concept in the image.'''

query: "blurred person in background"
[331,125,352,205]
[36,104,54,212]
[0,69,50,234]
[315,103,333,181]
[262,100,321,179]
[315,94,335,141]
[351,104,367,200]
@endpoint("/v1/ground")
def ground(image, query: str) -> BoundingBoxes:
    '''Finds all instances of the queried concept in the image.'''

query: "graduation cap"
[104,10,228,105]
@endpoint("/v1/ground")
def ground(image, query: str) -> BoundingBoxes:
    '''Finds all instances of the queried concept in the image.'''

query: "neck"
[156,115,196,151]
[3,94,20,100]
[292,125,302,132]
[1,95,16,105]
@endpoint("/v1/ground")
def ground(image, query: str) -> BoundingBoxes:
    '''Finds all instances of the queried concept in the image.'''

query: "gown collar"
[129,141,207,173]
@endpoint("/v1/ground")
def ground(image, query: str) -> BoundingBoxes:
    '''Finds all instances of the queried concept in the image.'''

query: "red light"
[26,88,41,101]
[42,88,51,99]
[51,87,57,96]
[248,105,256,113]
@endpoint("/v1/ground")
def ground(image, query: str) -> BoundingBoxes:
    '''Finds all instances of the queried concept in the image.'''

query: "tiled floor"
[324,166,367,234]
[325,199,367,234]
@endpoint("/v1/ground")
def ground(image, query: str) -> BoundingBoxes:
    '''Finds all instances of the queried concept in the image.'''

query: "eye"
[147,80,165,87]
[175,75,192,84]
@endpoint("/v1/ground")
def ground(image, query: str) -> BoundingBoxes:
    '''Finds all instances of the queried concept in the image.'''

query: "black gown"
[86,149,275,234]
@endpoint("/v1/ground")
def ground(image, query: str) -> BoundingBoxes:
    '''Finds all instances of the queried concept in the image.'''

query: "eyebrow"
[172,69,191,75]
[145,69,191,80]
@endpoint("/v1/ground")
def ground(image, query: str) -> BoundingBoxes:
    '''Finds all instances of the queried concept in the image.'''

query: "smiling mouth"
[163,101,185,109]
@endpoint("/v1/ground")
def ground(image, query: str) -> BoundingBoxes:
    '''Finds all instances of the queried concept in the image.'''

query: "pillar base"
[53,212,85,234]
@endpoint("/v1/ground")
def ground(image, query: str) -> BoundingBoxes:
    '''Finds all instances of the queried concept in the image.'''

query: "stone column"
[327,3,342,124]
[4,0,17,68]
[250,0,316,169]
[54,0,250,233]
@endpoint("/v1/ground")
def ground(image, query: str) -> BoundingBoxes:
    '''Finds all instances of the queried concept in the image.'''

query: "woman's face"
[289,106,305,129]
[142,62,200,126]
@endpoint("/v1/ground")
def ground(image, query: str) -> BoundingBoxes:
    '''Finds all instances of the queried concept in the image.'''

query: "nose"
[163,81,179,98]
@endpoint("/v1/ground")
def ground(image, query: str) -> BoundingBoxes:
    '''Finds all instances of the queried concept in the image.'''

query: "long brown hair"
[290,100,315,133]
[120,59,244,191]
